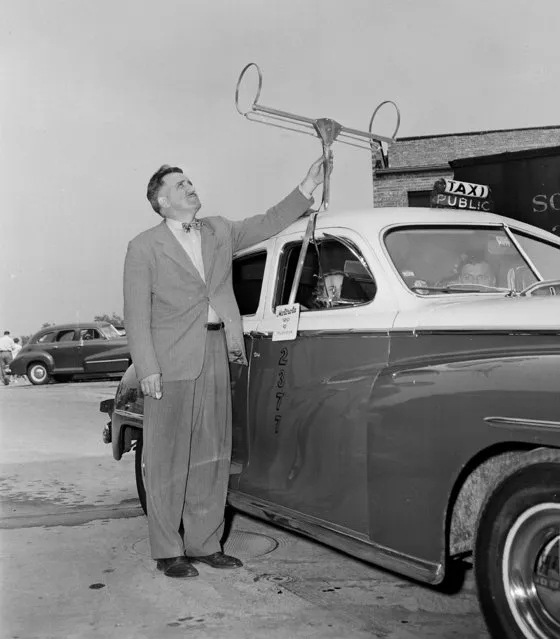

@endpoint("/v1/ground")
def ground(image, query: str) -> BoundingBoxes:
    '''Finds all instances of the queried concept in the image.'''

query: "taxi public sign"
[430,178,494,212]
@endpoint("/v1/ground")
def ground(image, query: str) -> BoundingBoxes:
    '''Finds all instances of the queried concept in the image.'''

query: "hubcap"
[33,366,46,381]
[503,503,560,638]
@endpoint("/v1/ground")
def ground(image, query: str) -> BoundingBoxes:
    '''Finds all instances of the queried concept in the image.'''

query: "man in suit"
[124,156,330,578]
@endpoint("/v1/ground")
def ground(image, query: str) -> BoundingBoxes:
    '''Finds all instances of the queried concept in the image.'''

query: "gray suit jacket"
[123,187,312,381]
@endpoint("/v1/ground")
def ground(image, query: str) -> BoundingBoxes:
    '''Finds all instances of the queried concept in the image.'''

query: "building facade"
[373,126,560,208]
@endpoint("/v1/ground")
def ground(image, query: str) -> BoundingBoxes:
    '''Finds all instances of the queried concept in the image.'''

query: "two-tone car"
[101,200,560,639]
[12,321,130,384]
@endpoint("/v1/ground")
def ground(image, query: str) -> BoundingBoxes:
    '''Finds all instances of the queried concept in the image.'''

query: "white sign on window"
[272,303,300,341]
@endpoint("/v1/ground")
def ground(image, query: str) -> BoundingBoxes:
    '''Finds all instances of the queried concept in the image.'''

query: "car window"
[56,330,76,342]
[511,232,560,282]
[99,324,121,339]
[37,331,56,343]
[232,251,267,316]
[80,328,102,341]
[275,237,376,311]
[384,226,538,294]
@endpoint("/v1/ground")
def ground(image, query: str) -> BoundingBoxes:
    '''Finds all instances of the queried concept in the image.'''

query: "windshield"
[384,226,539,295]
[100,324,122,339]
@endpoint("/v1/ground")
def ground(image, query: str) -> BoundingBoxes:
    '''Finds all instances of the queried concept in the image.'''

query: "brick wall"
[373,125,560,207]
[389,126,560,167]
[374,168,452,207]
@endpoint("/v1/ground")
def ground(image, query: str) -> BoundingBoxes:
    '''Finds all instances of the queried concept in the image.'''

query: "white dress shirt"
[0,335,15,352]
[165,218,221,324]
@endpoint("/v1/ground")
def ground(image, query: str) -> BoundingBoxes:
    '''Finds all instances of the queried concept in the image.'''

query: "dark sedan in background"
[10,321,130,385]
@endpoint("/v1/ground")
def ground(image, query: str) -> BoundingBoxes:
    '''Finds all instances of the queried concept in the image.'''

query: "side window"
[232,251,267,316]
[56,330,76,342]
[276,238,376,311]
[37,332,56,343]
[80,328,101,341]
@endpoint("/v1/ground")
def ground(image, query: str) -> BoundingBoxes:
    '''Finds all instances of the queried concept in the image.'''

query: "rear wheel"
[134,433,147,515]
[27,362,50,385]
[475,463,560,638]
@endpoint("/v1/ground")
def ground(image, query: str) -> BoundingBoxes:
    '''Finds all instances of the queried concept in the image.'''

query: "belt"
[205,322,224,331]
[0,351,10,353]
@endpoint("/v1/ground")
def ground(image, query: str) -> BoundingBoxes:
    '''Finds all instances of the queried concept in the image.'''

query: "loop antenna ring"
[369,100,401,141]
[235,62,263,116]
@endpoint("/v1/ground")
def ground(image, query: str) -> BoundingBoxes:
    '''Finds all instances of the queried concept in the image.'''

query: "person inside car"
[435,254,497,289]
[313,271,344,307]
[457,254,497,287]
[309,270,369,308]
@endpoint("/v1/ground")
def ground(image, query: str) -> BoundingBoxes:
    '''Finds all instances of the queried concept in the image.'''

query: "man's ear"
[157,196,169,210]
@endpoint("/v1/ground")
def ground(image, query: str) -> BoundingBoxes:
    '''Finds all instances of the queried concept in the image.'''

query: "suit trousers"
[0,352,12,386]
[143,329,232,559]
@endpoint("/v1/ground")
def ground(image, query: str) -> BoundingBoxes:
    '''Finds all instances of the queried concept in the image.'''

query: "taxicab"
[101,190,560,639]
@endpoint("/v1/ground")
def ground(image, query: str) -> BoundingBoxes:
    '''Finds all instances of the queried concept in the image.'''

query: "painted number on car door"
[274,347,289,433]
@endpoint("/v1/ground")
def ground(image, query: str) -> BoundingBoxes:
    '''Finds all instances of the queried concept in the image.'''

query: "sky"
[2,0,560,336]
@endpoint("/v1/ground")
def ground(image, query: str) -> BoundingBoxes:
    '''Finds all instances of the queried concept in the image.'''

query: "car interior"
[385,227,538,293]
[277,238,376,309]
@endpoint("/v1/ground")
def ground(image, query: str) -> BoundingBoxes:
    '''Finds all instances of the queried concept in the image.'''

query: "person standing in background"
[0,331,15,386]
[10,338,23,383]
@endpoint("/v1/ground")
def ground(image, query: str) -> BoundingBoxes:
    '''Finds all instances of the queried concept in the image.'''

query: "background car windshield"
[384,226,538,293]
[100,325,122,339]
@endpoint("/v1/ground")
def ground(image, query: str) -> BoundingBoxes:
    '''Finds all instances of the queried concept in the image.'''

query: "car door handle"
[248,331,269,338]
[391,369,438,382]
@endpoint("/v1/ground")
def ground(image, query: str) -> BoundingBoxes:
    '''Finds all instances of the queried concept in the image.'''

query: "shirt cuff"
[298,182,314,200]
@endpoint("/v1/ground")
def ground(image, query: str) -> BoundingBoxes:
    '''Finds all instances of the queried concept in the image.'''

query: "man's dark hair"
[460,252,490,270]
[3,331,9,335]
[146,165,183,215]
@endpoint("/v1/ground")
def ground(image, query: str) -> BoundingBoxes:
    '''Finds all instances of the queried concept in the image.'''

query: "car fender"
[366,340,560,577]
[110,410,143,461]
[449,447,560,557]
[11,350,55,374]
[110,364,143,460]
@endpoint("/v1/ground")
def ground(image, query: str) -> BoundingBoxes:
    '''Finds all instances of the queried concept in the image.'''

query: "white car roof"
[274,206,560,244]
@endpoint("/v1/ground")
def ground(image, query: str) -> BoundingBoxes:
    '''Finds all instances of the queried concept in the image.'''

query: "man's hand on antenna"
[299,153,333,198]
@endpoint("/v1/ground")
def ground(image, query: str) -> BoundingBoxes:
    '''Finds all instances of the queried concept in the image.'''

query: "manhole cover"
[132,530,278,559]
[224,529,278,558]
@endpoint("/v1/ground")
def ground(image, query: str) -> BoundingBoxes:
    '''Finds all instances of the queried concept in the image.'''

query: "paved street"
[0,381,489,638]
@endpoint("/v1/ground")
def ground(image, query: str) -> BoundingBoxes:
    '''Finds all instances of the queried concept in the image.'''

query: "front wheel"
[27,362,50,385]
[134,433,147,515]
[475,463,560,638]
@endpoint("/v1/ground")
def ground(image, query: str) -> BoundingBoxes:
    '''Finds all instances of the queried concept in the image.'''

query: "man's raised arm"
[230,155,332,253]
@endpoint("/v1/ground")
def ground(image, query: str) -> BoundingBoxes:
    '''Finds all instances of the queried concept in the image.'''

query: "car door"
[50,329,81,372]
[229,245,272,471]
[238,228,398,536]
[77,327,117,372]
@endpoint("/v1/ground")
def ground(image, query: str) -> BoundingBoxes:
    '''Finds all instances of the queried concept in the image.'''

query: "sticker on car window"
[272,303,300,341]
[488,234,513,254]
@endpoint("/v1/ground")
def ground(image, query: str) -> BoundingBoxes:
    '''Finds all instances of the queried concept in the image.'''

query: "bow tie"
[182,220,203,233]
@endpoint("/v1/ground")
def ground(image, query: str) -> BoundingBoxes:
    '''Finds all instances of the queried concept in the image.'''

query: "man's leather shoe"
[156,556,199,578]
[189,551,243,569]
